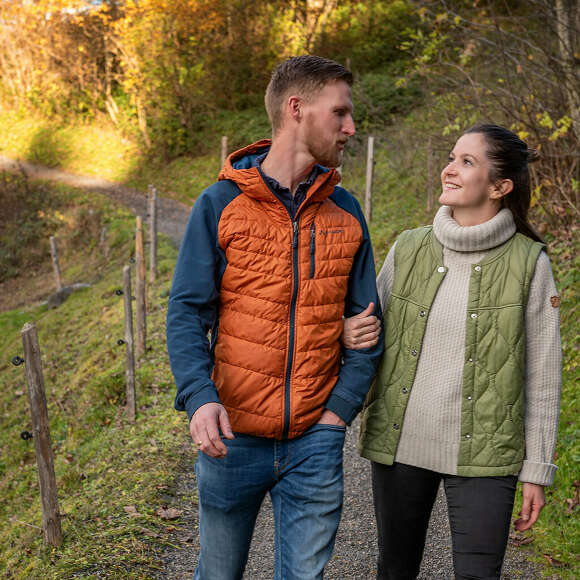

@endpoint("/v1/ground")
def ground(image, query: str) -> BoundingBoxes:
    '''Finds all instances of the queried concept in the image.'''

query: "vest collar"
[433,206,516,253]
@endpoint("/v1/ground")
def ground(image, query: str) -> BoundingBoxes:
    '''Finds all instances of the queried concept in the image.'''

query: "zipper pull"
[293,221,298,248]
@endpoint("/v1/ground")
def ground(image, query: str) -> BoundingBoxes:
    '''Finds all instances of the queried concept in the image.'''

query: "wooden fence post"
[21,322,62,547]
[365,135,374,224]
[123,266,136,422]
[148,185,158,283]
[49,236,63,291]
[220,136,228,168]
[135,217,146,359]
[427,136,434,212]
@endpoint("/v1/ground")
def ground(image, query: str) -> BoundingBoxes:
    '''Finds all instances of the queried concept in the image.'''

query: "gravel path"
[0,155,542,579]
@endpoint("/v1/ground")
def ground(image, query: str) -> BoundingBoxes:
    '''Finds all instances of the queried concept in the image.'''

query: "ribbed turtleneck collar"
[433,206,516,252]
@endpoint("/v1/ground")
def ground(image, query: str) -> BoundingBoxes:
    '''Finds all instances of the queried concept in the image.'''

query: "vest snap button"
[411,349,418,356]
[467,396,472,401]
[393,424,399,430]
[419,310,426,317]
[468,358,473,362]
[465,434,471,439]
[474,265,481,272]
[437,266,445,273]
[470,313,477,319]
[402,387,408,394]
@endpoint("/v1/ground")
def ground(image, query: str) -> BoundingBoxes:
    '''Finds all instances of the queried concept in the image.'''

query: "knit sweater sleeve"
[376,241,396,311]
[519,251,562,486]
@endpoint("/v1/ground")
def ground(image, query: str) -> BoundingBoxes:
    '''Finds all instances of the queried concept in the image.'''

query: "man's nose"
[343,115,356,137]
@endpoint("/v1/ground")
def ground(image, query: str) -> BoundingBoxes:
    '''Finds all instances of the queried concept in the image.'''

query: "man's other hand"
[190,402,234,458]
[317,409,347,427]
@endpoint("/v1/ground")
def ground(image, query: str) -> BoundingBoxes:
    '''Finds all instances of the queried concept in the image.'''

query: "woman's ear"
[490,178,514,200]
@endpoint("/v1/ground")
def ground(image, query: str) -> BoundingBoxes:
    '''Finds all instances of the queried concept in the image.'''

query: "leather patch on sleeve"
[550,296,560,308]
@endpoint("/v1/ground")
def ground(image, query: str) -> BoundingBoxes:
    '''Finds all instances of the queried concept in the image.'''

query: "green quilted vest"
[358,226,544,476]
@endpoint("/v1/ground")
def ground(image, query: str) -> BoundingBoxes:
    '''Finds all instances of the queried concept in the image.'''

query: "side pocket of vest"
[310,222,316,278]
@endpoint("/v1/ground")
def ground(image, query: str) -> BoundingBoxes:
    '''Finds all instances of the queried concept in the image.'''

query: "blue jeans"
[194,423,346,580]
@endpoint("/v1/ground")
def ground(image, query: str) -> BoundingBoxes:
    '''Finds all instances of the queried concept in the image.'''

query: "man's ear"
[287,95,302,122]
[490,178,514,200]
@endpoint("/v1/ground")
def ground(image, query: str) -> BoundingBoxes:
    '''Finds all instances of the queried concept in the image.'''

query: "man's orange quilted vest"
[213,141,364,439]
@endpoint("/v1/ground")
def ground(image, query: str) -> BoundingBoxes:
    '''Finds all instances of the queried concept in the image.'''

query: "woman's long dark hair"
[463,124,543,243]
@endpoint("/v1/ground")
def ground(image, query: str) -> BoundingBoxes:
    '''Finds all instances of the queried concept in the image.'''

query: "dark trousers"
[372,462,517,580]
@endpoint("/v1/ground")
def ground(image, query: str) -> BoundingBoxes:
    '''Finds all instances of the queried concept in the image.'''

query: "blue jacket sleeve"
[325,191,384,424]
[166,190,228,422]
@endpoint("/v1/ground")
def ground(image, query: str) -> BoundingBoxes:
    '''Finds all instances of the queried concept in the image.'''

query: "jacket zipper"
[310,222,316,279]
[283,219,299,439]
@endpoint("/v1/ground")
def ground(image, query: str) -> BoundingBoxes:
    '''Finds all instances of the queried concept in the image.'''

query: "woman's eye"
[447,156,454,163]
[464,159,473,166]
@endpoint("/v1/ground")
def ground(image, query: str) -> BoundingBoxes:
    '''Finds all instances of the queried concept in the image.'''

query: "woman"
[344,124,561,580]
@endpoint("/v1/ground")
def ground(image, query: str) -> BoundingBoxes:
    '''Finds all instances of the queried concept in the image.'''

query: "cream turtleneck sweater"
[375,206,561,485]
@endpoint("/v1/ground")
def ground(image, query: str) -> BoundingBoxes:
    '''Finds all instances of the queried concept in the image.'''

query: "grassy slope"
[0,111,578,577]
[0,187,192,578]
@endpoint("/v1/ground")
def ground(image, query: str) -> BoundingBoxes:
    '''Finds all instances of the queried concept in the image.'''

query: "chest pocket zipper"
[310,222,316,279]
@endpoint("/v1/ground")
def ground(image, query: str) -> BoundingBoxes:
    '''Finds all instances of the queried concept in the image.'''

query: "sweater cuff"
[184,387,222,424]
[325,393,358,425]
[519,460,557,486]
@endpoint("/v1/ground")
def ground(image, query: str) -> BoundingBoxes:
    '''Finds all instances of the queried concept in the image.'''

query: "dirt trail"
[0,155,190,246]
[0,155,541,579]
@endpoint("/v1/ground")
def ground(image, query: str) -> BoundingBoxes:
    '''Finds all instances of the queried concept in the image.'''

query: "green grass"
[0,107,271,206]
[0,186,192,578]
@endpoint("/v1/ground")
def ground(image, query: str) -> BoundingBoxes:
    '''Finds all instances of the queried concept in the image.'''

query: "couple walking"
[166,55,561,580]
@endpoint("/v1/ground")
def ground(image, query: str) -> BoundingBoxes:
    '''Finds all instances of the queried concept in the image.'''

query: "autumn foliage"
[0,1,577,222]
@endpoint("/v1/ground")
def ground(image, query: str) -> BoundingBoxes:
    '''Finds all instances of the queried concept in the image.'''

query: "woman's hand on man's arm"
[342,302,381,350]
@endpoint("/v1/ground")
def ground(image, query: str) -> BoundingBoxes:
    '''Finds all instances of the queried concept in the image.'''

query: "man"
[167,55,383,580]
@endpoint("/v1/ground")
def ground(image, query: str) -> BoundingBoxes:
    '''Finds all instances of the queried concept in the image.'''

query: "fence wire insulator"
[11,356,25,366]
[20,430,33,441]
[129,258,136,264]
[117,339,126,346]
[115,289,124,296]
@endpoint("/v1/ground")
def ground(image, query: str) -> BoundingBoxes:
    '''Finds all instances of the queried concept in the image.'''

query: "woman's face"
[439,133,495,210]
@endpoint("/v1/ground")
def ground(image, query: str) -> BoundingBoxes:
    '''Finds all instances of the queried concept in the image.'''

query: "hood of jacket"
[217,139,341,208]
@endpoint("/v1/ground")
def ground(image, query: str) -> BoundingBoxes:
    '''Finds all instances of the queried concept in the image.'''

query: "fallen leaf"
[543,554,565,568]
[124,505,141,517]
[138,526,159,538]
[157,506,182,520]
[509,531,535,547]
[564,488,579,515]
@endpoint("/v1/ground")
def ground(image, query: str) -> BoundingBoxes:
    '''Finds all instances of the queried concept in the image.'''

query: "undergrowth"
[0,186,191,578]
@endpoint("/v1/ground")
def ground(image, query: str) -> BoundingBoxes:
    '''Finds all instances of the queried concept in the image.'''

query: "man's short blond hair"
[265,55,353,134]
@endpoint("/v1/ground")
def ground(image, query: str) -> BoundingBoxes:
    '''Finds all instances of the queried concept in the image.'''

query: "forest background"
[0,0,578,578]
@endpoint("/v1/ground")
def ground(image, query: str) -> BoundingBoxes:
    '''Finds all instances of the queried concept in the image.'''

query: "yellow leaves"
[530,185,541,208]
[536,113,572,141]
[549,116,572,142]
[538,111,553,129]
[517,130,530,140]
